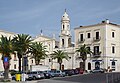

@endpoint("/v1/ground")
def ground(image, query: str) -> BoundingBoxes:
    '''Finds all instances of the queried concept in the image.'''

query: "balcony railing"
[93,51,101,57]
[93,36,101,41]
[78,39,85,43]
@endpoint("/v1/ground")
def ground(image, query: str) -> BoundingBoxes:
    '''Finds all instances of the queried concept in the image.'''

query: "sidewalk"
[0,80,37,83]
[10,80,37,83]
[0,78,37,83]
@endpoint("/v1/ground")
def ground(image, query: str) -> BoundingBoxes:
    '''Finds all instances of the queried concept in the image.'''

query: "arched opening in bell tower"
[68,38,71,47]
[62,39,64,47]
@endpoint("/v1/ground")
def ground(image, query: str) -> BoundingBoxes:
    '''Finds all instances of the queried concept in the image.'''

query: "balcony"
[93,36,101,42]
[78,39,85,44]
[93,51,101,58]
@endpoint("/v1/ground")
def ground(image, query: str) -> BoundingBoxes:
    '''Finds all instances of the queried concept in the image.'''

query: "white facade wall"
[74,21,120,72]
[0,30,19,71]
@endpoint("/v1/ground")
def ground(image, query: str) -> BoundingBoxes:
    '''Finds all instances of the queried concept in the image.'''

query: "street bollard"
[21,73,26,81]
[15,74,21,81]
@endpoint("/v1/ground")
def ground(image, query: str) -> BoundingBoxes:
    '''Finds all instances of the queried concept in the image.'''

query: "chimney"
[105,19,110,24]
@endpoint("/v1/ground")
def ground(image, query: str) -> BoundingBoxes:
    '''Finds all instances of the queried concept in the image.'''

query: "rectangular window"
[31,60,33,63]
[87,33,90,38]
[14,55,17,61]
[112,32,114,38]
[96,32,99,39]
[80,34,83,41]
[112,46,115,53]
[14,64,16,69]
[87,47,90,51]
[94,46,99,54]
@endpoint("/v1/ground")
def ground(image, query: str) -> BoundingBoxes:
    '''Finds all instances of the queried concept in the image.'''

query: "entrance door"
[112,61,115,71]
[88,62,91,70]
[95,61,100,70]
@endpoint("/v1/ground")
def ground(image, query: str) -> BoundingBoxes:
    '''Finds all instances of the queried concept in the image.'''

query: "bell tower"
[59,9,72,48]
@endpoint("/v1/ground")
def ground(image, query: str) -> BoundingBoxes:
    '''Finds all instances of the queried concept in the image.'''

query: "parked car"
[62,69,74,76]
[72,69,79,75]
[79,69,84,74]
[52,70,65,77]
[11,72,28,81]
[9,70,18,76]
[44,70,55,77]
[90,68,105,73]
[43,72,52,79]
[27,71,45,80]
[0,71,4,76]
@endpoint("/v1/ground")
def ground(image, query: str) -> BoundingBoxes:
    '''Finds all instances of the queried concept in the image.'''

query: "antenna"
[65,9,66,12]
[40,29,43,35]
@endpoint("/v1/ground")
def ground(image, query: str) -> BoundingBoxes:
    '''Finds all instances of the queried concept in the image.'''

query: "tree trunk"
[18,57,21,72]
[3,61,10,80]
[18,53,22,72]
[4,68,9,79]
[38,60,40,65]
[35,60,39,65]
[83,60,86,71]
[35,61,38,65]
[59,63,62,70]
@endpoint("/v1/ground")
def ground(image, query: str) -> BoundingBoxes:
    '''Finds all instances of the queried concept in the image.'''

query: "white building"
[0,10,120,72]
[0,30,18,71]
[33,10,76,70]
[74,19,120,72]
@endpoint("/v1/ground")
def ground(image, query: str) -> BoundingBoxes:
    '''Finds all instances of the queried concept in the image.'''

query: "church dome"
[61,10,70,21]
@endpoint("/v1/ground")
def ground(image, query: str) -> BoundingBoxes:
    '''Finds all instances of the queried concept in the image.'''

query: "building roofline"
[74,20,120,30]
[33,34,58,41]
[0,29,16,35]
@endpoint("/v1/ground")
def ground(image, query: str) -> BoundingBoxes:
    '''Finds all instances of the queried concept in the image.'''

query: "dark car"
[90,68,105,73]
[62,69,74,76]
[44,70,55,77]
[43,72,52,79]
[72,69,79,75]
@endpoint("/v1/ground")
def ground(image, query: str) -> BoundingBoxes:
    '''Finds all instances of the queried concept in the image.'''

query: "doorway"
[95,61,100,70]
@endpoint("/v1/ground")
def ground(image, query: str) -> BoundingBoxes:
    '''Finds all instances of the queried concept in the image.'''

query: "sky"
[0,0,120,41]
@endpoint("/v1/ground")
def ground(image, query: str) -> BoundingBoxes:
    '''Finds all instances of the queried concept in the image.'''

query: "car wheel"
[33,76,36,80]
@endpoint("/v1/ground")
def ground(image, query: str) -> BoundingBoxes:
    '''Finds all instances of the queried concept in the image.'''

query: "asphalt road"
[37,73,120,83]
[1,73,120,83]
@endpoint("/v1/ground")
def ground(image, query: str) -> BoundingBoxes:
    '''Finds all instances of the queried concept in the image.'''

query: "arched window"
[62,39,64,47]
[112,61,115,71]
[68,38,71,47]
[67,25,69,29]
[31,60,33,64]
[63,25,64,30]
[88,62,91,70]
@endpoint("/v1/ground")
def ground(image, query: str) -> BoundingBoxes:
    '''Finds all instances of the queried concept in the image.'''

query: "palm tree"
[0,35,14,79]
[12,34,32,72]
[51,50,69,70]
[29,42,48,65]
[76,44,92,71]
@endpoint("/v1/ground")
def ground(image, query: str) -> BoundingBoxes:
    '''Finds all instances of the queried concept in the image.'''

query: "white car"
[90,68,105,73]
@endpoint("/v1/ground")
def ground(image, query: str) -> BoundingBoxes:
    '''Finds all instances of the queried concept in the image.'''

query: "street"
[37,73,120,83]
[1,73,120,83]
